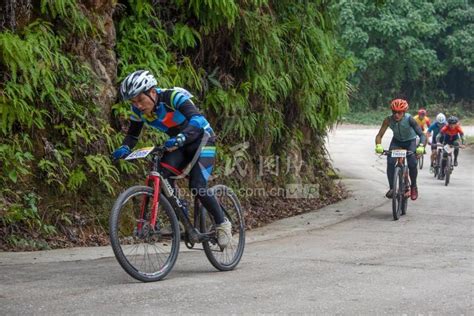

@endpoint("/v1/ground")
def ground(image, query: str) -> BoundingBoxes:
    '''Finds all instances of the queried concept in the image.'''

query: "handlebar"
[381,149,415,156]
[151,145,167,156]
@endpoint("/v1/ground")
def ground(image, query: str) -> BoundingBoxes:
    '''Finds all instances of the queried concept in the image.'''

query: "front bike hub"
[133,219,147,238]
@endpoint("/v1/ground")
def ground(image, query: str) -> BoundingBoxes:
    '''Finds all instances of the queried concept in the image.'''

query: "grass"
[340,108,388,125]
[466,135,474,145]
[461,118,474,125]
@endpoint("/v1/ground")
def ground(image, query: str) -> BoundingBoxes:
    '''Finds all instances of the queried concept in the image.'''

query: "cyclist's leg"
[452,138,460,164]
[439,135,448,175]
[160,148,186,189]
[430,135,437,166]
[387,139,398,189]
[187,139,225,224]
[406,139,418,187]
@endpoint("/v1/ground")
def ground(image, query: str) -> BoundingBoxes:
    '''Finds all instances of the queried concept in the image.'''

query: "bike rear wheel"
[201,184,245,271]
[392,167,403,221]
[109,186,180,282]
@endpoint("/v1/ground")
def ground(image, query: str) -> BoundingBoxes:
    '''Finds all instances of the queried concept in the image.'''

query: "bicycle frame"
[396,157,411,197]
[441,144,455,169]
[140,150,215,244]
[383,149,414,197]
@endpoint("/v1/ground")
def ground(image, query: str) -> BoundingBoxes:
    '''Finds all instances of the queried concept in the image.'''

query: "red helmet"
[418,108,427,116]
[391,99,409,112]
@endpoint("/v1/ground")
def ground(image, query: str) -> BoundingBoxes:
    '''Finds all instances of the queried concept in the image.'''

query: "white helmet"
[120,70,157,100]
[436,113,446,124]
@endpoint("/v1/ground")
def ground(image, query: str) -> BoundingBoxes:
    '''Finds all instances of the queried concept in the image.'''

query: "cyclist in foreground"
[111,70,232,247]
[436,116,465,174]
[426,113,447,169]
[375,99,427,200]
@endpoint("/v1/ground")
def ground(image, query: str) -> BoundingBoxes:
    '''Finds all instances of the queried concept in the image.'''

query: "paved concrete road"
[1,126,473,315]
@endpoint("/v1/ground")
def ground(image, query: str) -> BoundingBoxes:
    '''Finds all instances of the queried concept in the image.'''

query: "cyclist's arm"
[375,118,389,145]
[458,126,465,145]
[176,98,211,145]
[409,116,427,145]
[426,123,436,139]
[427,123,434,133]
[436,129,446,144]
[122,120,144,149]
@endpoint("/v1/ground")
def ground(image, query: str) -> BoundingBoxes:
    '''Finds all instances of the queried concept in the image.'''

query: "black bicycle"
[440,144,454,186]
[109,142,245,282]
[383,149,414,220]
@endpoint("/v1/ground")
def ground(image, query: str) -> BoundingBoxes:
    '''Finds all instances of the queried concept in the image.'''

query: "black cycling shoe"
[385,189,394,198]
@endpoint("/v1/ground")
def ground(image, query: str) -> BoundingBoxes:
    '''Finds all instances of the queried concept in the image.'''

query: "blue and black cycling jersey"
[120,87,223,224]
[427,122,445,144]
[122,88,214,149]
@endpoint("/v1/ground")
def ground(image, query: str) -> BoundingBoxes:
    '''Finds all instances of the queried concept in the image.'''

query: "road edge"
[0,177,388,265]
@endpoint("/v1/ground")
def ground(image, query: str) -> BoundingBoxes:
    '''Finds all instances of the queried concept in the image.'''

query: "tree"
[335,0,473,110]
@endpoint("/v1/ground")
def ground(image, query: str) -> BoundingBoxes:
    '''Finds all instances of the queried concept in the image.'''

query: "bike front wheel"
[445,156,451,186]
[418,154,424,170]
[109,186,180,282]
[200,184,245,271]
[392,166,403,221]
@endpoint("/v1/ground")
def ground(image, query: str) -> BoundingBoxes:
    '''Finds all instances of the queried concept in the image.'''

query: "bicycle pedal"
[184,240,195,249]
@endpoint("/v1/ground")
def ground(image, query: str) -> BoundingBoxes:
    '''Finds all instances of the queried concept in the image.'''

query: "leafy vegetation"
[0,2,127,248]
[335,0,473,111]
[0,0,351,250]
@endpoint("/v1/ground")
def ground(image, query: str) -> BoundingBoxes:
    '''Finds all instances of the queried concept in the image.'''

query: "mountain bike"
[109,144,245,282]
[383,149,413,220]
[440,144,454,186]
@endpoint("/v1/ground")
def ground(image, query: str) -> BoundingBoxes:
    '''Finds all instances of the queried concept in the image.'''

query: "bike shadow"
[359,208,397,221]
[102,252,236,285]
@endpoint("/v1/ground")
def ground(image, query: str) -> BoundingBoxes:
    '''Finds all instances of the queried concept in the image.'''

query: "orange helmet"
[418,108,427,116]
[391,99,409,112]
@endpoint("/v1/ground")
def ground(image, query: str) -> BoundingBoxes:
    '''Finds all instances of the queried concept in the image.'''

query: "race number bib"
[125,147,154,160]
[391,149,407,158]
[443,145,453,154]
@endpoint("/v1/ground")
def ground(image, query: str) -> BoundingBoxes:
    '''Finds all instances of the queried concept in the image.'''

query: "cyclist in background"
[426,113,447,169]
[413,108,431,132]
[436,116,465,175]
[375,99,426,200]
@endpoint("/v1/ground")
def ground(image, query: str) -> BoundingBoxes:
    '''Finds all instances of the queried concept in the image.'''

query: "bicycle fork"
[137,173,161,233]
[397,158,411,197]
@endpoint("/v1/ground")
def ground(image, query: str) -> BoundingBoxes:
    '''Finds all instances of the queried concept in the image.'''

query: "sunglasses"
[392,110,404,115]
